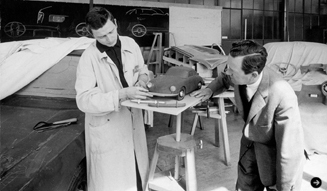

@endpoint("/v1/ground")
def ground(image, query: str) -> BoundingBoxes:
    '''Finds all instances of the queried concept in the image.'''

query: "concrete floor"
[145,106,327,191]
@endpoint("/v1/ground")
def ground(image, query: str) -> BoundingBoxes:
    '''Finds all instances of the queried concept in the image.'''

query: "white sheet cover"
[0,37,95,100]
[264,41,327,91]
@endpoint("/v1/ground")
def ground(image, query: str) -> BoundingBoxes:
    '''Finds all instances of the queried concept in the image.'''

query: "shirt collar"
[246,72,263,100]
[96,36,121,53]
[247,71,263,88]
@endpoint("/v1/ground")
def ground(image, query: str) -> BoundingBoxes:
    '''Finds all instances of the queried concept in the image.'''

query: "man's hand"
[135,74,149,88]
[134,80,147,89]
[120,87,153,100]
[190,88,213,101]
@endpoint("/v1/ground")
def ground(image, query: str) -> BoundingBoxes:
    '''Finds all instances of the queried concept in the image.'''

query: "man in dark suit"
[191,40,305,191]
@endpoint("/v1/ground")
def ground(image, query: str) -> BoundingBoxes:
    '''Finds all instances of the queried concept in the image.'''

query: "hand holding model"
[120,86,153,100]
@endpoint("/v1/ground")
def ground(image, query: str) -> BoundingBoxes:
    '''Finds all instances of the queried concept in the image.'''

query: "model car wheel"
[322,81,327,95]
[131,24,147,37]
[322,81,327,105]
[4,21,26,37]
[197,82,202,90]
[75,22,91,37]
[177,87,186,100]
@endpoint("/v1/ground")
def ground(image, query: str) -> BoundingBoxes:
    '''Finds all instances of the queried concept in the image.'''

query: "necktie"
[239,85,251,121]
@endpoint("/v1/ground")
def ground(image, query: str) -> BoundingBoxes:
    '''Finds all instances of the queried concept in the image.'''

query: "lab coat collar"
[96,35,133,59]
[96,37,121,53]
[119,36,134,53]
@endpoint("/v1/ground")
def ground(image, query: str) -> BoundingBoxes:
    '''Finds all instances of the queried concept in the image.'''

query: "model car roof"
[166,66,196,78]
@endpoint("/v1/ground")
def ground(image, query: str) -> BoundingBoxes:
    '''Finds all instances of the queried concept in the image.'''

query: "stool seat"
[146,133,198,191]
[157,134,197,156]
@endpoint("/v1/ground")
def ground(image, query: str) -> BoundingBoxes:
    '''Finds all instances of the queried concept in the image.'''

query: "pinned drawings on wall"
[117,7,169,47]
[3,1,222,48]
[124,8,169,38]
[2,1,170,46]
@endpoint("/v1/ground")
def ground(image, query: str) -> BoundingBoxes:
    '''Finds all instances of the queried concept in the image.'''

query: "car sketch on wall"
[1,1,91,42]
[147,66,204,100]
[124,8,169,38]
[2,1,169,47]
[3,5,90,40]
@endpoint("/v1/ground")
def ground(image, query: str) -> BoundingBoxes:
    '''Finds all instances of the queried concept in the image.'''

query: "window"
[219,0,282,41]
[218,0,326,42]
[288,0,322,41]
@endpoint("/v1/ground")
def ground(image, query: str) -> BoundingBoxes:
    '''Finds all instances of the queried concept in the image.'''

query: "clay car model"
[146,66,204,100]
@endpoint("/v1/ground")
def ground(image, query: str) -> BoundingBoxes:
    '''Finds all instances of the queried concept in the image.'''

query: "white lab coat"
[75,36,149,191]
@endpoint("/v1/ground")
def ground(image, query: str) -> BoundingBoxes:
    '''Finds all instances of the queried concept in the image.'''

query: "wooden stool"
[146,133,197,191]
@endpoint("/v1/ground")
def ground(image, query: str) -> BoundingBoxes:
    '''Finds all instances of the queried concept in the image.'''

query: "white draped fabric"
[0,37,95,100]
[264,41,327,91]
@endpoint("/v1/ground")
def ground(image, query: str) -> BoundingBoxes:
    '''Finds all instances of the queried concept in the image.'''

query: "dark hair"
[85,7,115,31]
[229,39,267,74]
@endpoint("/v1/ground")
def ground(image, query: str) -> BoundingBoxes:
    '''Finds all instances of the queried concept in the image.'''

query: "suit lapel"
[246,69,269,124]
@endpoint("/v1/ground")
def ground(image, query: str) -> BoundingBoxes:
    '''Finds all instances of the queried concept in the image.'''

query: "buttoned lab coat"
[208,68,305,191]
[75,36,149,191]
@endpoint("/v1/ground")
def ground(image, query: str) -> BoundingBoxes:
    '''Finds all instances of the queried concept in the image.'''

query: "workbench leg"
[190,114,199,135]
[198,117,203,130]
[218,98,231,166]
[214,119,220,147]
[175,114,182,142]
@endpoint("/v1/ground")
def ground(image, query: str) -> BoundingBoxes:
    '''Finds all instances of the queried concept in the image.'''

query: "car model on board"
[147,66,204,100]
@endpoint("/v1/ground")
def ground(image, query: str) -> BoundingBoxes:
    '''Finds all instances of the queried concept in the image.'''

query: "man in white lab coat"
[75,7,152,191]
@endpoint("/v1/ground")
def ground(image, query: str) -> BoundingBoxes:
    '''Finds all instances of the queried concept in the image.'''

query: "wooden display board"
[169,5,222,47]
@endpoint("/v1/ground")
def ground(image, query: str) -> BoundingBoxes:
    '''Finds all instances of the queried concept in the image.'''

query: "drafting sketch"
[2,2,168,45]
[4,21,26,37]
[75,22,90,37]
[3,3,88,41]
[125,8,169,37]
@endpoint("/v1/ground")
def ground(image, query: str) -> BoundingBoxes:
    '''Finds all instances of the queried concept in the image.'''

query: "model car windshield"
[166,68,190,78]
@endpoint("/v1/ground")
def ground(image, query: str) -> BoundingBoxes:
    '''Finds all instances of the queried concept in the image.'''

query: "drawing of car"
[2,2,89,42]
[124,8,169,37]
[147,66,204,100]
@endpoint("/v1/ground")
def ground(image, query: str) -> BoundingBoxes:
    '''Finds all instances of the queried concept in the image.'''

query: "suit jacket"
[208,67,305,191]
